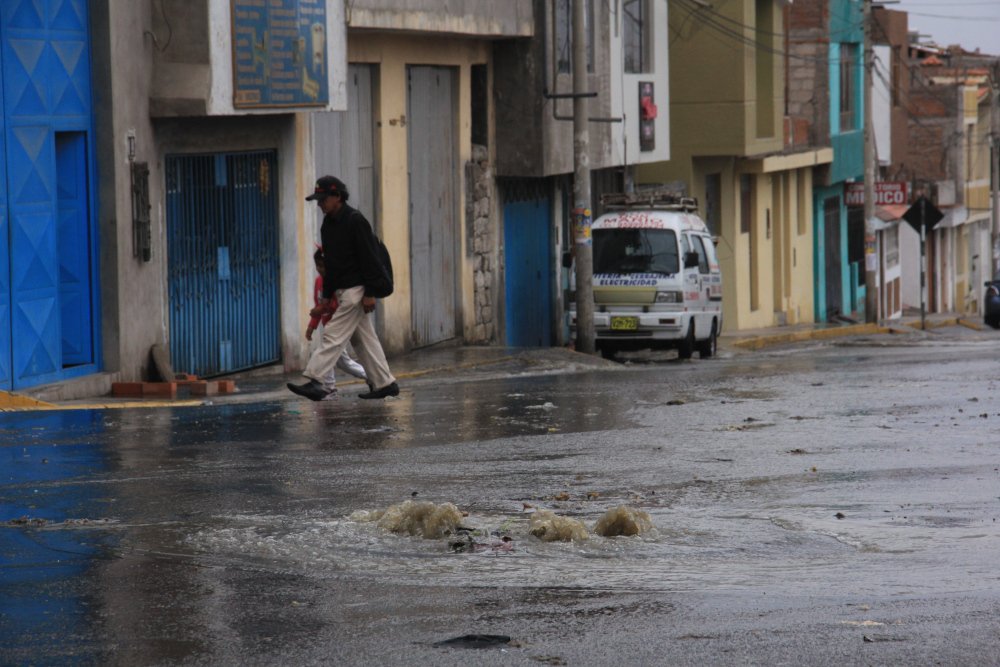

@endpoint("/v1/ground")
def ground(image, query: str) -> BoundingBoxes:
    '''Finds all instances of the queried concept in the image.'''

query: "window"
[691,236,710,274]
[885,225,899,267]
[623,0,649,73]
[755,0,775,137]
[740,174,753,235]
[704,173,721,237]
[797,173,808,235]
[593,228,680,275]
[471,64,488,147]
[840,44,857,131]
[555,0,594,74]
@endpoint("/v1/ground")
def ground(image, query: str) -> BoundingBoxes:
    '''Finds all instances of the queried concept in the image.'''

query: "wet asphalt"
[3,324,1000,665]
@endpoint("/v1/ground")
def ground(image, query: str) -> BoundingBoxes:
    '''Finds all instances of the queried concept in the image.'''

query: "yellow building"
[637,0,830,330]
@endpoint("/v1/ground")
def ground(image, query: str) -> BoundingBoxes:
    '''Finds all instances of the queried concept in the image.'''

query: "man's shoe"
[287,379,333,401]
[358,381,399,399]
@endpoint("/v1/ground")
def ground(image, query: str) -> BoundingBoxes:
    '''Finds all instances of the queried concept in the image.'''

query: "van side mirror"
[684,252,699,269]
[562,251,573,268]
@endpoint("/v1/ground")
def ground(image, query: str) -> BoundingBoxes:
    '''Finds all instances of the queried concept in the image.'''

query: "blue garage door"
[1,0,98,390]
[166,151,281,377]
[503,191,552,347]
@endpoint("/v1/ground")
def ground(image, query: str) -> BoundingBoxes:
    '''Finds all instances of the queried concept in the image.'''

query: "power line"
[904,11,1000,22]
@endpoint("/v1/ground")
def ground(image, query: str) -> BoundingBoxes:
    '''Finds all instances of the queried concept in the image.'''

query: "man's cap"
[305,175,349,201]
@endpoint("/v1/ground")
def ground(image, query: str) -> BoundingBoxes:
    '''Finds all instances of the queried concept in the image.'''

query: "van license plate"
[610,316,639,331]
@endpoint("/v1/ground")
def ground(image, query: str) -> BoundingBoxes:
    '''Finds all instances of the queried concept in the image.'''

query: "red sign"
[844,182,909,207]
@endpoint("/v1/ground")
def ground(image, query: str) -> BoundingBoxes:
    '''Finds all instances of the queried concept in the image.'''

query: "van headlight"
[655,290,682,303]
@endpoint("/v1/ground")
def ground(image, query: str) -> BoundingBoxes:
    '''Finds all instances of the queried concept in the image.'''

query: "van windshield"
[593,228,679,275]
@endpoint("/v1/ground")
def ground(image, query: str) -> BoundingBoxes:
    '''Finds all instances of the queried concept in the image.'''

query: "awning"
[870,204,907,231]
[936,206,969,229]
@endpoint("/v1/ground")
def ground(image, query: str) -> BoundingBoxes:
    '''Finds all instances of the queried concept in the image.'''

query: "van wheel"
[697,320,717,358]
[677,323,695,360]
[599,344,618,360]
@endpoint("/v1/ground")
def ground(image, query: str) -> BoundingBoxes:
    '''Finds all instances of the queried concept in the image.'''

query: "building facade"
[787,0,866,323]
[494,0,672,346]
[641,0,829,331]
[904,44,999,317]
[4,0,535,399]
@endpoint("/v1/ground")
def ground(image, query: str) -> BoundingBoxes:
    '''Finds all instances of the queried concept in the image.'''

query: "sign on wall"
[231,0,329,108]
[844,182,909,207]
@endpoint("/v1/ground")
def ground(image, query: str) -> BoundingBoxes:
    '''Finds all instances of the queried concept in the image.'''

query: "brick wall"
[787,0,830,147]
[906,84,958,183]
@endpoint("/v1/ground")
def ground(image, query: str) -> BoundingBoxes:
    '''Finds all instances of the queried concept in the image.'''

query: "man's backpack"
[370,235,394,298]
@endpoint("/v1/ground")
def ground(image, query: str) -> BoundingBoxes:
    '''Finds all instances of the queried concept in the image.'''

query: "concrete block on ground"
[189,381,218,396]
[112,382,144,398]
[142,382,177,398]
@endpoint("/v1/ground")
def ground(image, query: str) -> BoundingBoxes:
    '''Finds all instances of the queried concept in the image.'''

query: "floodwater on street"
[3,330,1000,664]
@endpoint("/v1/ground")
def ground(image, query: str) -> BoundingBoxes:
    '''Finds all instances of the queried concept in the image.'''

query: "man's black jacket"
[319,203,385,299]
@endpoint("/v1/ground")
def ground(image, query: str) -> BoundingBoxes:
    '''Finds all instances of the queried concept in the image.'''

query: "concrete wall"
[606,0,671,167]
[494,0,669,178]
[726,165,815,330]
[347,33,491,354]
[92,0,161,382]
[347,0,532,37]
[151,0,348,117]
[873,8,910,181]
[92,1,316,382]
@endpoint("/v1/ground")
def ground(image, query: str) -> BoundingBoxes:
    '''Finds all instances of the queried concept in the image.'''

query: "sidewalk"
[2,313,987,412]
[720,312,983,351]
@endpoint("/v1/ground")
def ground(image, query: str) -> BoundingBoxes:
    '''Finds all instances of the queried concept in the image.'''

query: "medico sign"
[844,182,909,207]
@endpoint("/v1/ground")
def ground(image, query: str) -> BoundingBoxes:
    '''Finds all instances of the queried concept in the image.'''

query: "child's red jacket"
[307,276,337,329]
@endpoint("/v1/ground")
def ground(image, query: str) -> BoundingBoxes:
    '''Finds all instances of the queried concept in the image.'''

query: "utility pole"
[572,0,595,354]
[862,0,879,323]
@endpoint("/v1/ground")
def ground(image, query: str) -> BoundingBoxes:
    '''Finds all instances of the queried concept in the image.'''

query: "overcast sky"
[889,0,1000,55]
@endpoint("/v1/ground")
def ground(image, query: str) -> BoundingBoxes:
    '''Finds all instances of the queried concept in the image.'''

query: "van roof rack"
[600,189,699,212]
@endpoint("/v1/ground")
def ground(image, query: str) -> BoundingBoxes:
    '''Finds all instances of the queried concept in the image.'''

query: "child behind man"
[307,248,368,397]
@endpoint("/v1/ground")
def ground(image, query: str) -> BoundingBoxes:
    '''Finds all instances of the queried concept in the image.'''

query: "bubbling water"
[593,505,654,537]
[528,510,590,542]
[350,500,464,539]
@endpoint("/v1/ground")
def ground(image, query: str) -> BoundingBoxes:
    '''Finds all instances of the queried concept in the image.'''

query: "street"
[3,326,1000,665]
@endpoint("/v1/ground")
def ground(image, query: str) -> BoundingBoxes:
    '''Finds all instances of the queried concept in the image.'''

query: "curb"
[730,322,885,350]
[0,391,56,411]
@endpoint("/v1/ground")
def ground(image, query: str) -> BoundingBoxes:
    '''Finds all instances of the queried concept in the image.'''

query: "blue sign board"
[232,0,329,108]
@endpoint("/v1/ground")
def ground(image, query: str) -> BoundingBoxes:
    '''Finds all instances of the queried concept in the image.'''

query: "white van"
[568,191,722,359]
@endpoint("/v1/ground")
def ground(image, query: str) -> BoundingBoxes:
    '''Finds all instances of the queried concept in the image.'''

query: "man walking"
[288,176,399,401]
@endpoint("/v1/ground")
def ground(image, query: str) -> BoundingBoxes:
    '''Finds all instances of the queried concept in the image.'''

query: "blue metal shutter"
[166,151,281,377]
[503,194,552,347]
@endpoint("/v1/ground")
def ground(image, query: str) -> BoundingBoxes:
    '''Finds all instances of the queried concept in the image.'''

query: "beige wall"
[684,160,815,331]
[345,34,490,354]
[647,155,816,331]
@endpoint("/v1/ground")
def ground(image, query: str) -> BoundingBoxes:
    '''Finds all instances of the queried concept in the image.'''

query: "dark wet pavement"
[4,326,1000,665]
